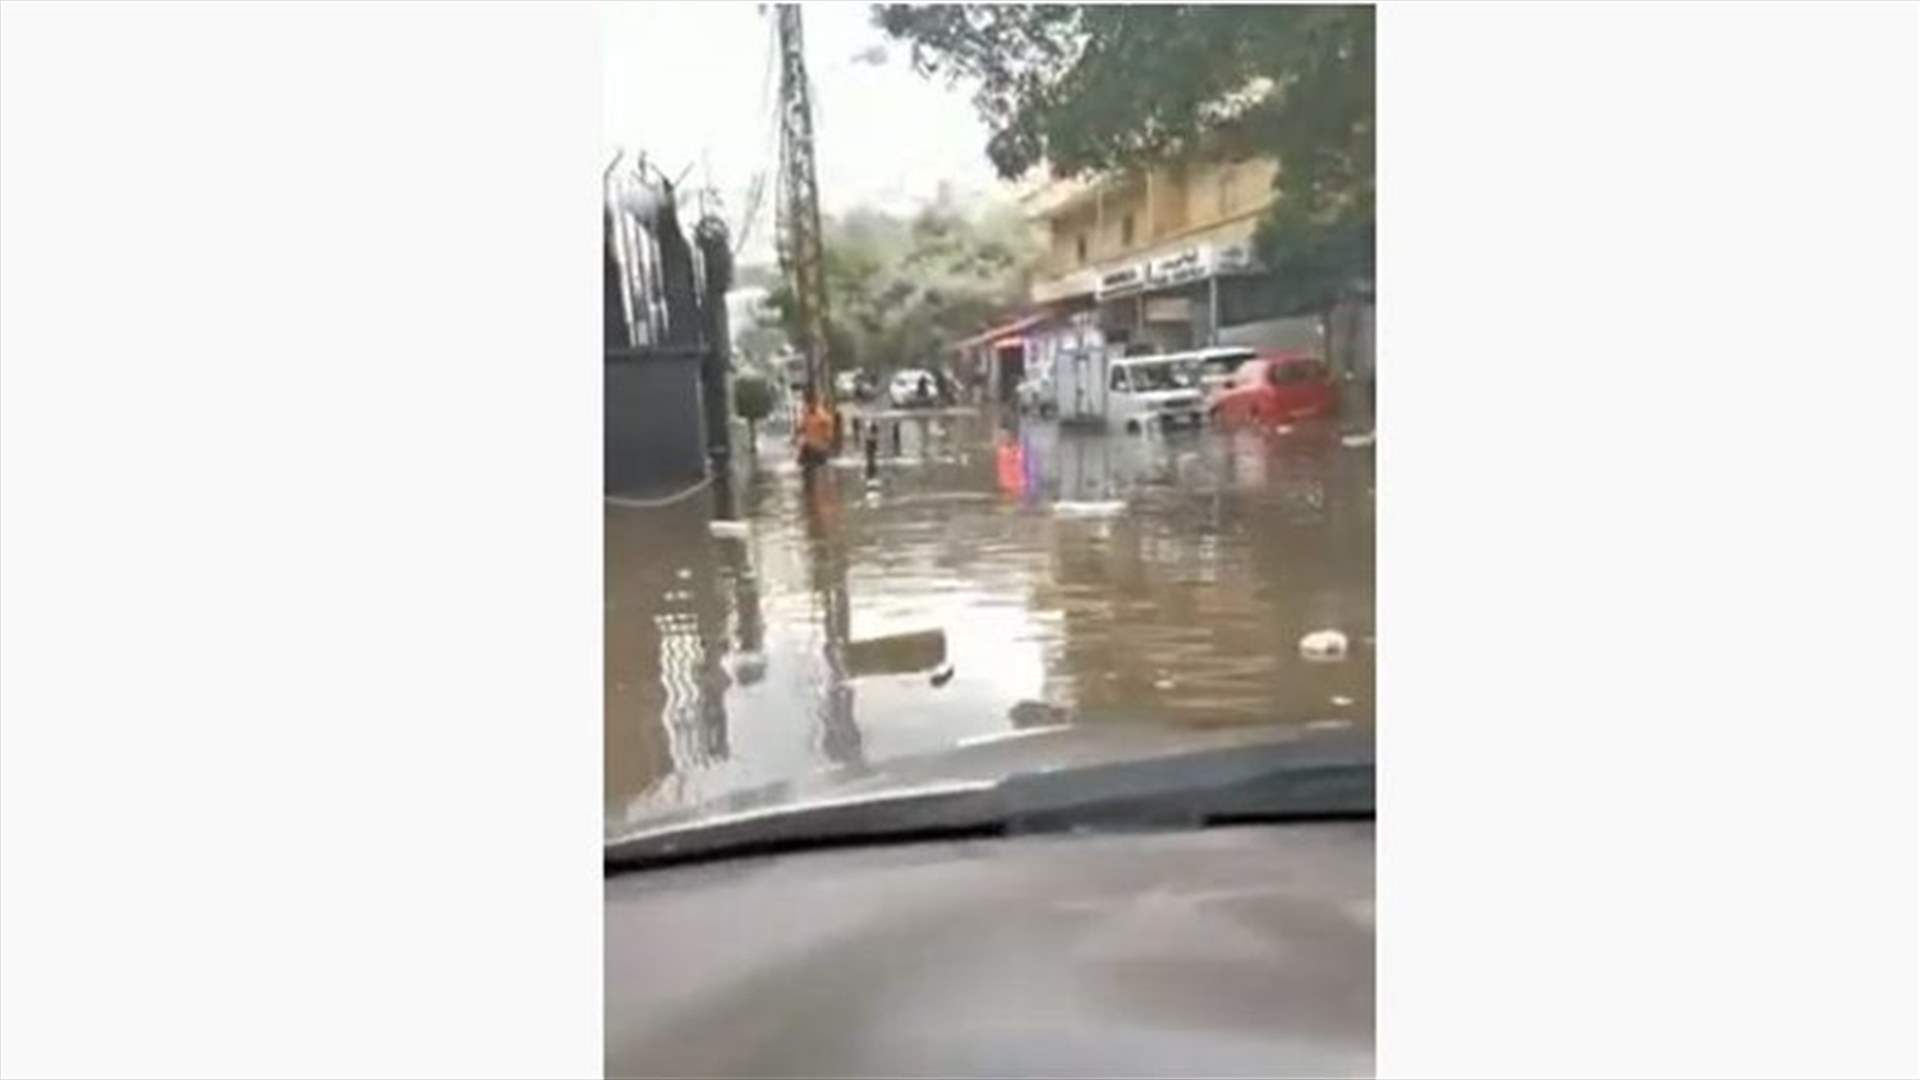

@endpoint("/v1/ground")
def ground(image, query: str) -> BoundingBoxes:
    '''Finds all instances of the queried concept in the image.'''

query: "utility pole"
[775,4,833,410]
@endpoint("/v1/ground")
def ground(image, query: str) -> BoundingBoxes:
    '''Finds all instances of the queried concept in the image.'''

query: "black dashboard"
[606,821,1373,1078]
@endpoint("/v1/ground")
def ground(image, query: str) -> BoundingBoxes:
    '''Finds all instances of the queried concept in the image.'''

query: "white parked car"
[888,369,938,409]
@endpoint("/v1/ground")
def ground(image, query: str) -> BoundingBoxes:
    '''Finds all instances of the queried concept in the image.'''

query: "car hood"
[606,717,1372,866]
[607,818,1374,1077]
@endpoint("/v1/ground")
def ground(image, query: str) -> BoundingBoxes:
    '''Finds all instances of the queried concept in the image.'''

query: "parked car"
[933,368,960,406]
[889,368,938,409]
[1105,354,1207,433]
[834,370,878,403]
[1210,353,1338,427]
[1184,346,1258,405]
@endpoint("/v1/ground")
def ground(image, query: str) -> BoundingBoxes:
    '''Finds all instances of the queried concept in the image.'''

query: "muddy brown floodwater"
[606,408,1374,831]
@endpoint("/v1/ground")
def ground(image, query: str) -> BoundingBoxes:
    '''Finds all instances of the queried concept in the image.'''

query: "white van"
[1103,354,1207,433]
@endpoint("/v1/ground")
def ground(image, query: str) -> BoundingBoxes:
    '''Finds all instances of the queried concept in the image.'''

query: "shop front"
[1091,240,1264,355]
[952,312,1051,405]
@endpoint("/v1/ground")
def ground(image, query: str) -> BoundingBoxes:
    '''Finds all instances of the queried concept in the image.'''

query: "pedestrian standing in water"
[795,390,834,475]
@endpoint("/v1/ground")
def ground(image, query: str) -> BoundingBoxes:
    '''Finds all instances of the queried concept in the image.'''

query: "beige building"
[1021,159,1292,354]
[957,158,1356,406]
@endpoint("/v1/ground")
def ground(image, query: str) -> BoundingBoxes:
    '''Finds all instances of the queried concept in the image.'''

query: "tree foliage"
[872,4,1373,312]
[763,190,1034,374]
[733,320,788,371]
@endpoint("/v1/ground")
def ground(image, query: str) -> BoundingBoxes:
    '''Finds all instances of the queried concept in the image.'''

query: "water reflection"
[799,467,862,769]
[606,407,1374,828]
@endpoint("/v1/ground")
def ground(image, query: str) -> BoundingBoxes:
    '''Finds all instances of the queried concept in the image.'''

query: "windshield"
[1119,362,1193,393]
[604,5,1374,845]
[606,402,1373,836]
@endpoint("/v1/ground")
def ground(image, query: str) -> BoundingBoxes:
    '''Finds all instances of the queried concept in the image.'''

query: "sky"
[602,2,1021,268]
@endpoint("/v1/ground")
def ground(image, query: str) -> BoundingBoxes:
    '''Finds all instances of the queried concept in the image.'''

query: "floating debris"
[1272,424,1294,436]
[1340,431,1376,448]
[708,520,749,540]
[1008,700,1072,728]
[675,567,693,580]
[1153,677,1176,690]
[847,629,946,679]
[1299,629,1349,662]
[1331,694,1355,707]
[1053,499,1127,517]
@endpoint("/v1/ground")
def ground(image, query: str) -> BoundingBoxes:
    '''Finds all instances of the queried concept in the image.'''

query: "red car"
[1210,353,1338,427]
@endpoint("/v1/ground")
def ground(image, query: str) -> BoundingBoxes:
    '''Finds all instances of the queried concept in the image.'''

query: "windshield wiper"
[605,729,1372,872]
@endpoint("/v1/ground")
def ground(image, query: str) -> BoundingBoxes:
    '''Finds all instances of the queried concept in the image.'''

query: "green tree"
[732,371,776,454]
[873,4,1373,350]
[734,321,788,371]
[764,193,1034,387]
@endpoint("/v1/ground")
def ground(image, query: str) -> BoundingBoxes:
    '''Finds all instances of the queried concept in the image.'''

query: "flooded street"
[606,409,1374,830]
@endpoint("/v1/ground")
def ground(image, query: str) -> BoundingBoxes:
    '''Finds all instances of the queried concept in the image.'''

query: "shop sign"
[1096,263,1147,299]
[1215,241,1261,274]
[1032,269,1100,304]
[1148,245,1213,287]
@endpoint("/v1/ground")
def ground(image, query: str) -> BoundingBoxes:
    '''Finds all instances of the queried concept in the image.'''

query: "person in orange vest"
[795,389,835,472]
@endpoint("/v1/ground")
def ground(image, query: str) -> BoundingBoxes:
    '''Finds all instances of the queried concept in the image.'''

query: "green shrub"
[733,373,775,452]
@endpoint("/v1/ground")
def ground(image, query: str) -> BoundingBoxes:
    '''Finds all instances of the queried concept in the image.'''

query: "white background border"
[2,3,603,1076]
[1381,4,1916,1075]
[2,2,1914,1077]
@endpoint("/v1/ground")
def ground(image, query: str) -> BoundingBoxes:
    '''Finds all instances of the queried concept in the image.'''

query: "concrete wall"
[1217,303,1375,425]
[1217,314,1325,355]
[1331,300,1376,381]
[1217,304,1375,374]
[605,356,707,494]
[1181,160,1275,236]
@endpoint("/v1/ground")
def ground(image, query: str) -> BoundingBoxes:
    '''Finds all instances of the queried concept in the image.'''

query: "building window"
[1121,213,1135,247]
[1075,233,1087,265]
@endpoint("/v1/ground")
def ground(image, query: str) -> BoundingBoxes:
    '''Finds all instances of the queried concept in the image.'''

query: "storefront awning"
[953,312,1049,351]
